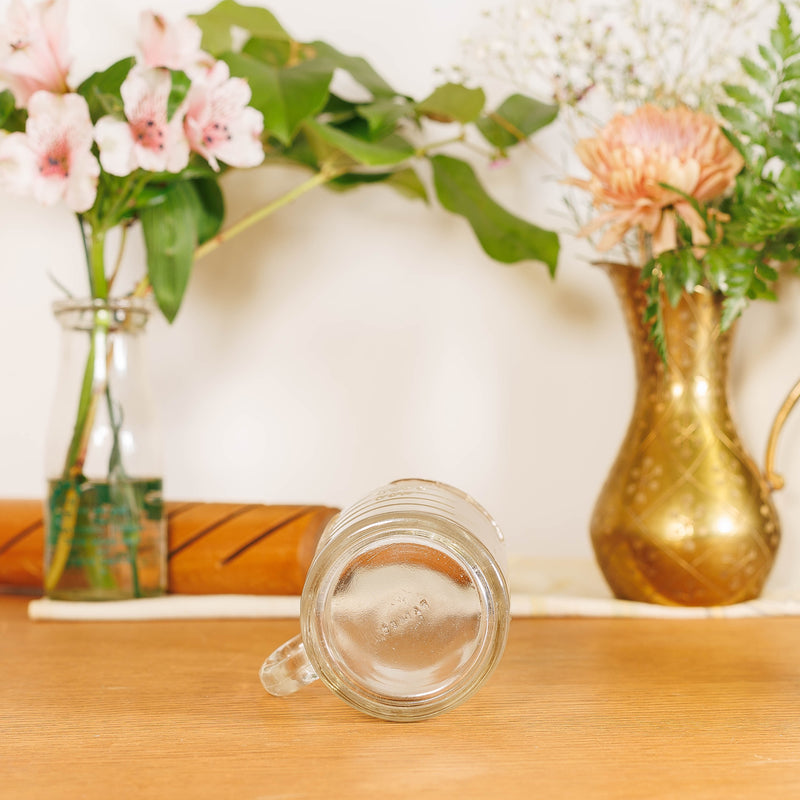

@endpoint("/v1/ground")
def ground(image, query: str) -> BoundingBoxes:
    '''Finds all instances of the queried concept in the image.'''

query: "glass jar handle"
[259,634,319,696]
[765,375,800,491]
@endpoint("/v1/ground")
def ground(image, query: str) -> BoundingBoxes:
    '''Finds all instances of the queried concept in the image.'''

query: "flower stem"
[90,229,108,300]
[414,132,466,158]
[130,166,344,298]
[194,166,343,261]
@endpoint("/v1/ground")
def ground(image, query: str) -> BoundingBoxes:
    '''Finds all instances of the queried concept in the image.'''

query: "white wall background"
[2,0,800,590]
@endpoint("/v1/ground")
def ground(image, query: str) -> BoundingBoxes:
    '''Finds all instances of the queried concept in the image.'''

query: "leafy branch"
[641,2,800,359]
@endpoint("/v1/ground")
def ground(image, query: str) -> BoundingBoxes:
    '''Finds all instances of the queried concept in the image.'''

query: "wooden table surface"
[3,594,800,799]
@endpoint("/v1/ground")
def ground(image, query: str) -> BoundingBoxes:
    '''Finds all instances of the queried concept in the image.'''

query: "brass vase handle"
[765,375,800,491]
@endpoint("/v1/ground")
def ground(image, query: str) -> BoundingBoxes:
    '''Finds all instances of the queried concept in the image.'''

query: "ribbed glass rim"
[301,520,510,721]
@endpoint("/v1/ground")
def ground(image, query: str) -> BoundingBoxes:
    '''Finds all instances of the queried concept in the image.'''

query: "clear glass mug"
[259,479,510,722]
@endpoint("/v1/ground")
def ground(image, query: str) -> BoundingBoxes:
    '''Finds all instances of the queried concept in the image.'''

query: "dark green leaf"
[140,182,200,323]
[430,154,558,273]
[322,93,359,122]
[304,119,414,166]
[191,0,290,55]
[77,56,135,122]
[276,131,320,170]
[416,83,485,124]
[190,178,225,245]
[223,52,332,145]
[476,94,558,149]
[1,107,26,133]
[759,262,780,282]
[330,167,427,202]
[310,40,397,99]
[0,89,15,127]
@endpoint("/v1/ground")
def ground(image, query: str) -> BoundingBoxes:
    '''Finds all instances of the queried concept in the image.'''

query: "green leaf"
[718,104,761,143]
[430,154,559,273]
[191,0,290,55]
[641,263,667,363]
[140,182,200,323]
[722,84,767,118]
[770,4,796,60]
[385,167,428,202]
[77,56,135,122]
[659,252,685,307]
[0,89,15,127]
[356,98,415,139]
[242,35,291,68]
[781,59,800,82]
[305,119,414,166]
[167,70,191,121]
[721,295,749,330]
[476,94,558,149]
[330,167,427,202]
[740,56,771,85]
[190,178,225,245]
[416,83,485,124]
[223,52,332,145]
[774,110,800,140]
[310,40,397,99]
[758,44,778,71]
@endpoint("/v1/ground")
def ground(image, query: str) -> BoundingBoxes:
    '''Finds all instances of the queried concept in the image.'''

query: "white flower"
[183,61,264,171]
[0,0,71,107]
[94,66,190,176]
[137,10,209,73]
[0,90,98,211]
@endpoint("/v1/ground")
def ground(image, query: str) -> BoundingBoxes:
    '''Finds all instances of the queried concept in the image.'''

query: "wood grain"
[3,596,800,799]
[0,499,338,595]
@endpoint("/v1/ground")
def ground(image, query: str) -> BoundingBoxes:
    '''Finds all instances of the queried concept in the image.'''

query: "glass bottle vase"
[43,297,167,600]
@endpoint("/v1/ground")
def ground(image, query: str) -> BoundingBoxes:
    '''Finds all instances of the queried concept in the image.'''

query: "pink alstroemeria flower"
[0,90,98,211]
[94,66,190,176]
[137,9,208,73]
[184,61,264,171]
[0,0,71,107]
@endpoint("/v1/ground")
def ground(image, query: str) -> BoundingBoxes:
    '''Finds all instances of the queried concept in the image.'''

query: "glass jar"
[43,297,166,600]
[260,479,510,721]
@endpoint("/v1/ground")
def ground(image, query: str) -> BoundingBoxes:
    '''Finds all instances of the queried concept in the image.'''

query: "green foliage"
[3,0,560,324]
[431,155,559,273]
[417,83,486,124]
[190,0,289,54]
[644,2,800,358]
[166,70,192,122]
[77,57,135,121]
[476,94,558,150]
[140,179,224,322]
[223,52,333,144]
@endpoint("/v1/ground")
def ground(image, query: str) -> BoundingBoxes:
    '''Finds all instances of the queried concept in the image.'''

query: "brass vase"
[590,262,782,606]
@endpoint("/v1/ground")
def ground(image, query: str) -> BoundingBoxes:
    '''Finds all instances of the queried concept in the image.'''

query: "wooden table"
[3,595,800,799]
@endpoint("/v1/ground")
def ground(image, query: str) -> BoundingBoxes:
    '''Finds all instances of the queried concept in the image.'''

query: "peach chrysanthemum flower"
[568,104,744,256]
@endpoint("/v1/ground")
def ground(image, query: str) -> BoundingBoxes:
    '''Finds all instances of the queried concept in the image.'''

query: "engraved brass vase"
[590,262,780,606]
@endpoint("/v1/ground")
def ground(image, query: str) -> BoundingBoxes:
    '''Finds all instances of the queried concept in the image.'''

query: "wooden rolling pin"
[0,499,339,595]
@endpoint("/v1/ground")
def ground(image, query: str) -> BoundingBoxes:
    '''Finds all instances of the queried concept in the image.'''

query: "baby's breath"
[457,0,773,116]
